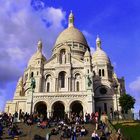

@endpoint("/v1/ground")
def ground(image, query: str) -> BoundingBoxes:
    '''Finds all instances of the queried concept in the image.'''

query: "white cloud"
[129,77,140,93]
[7,47,25,61]
[0,0,66,83]
[0,0,66,111]
[42,7,66,28]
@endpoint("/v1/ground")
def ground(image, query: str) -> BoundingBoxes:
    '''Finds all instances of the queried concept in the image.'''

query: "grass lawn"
[113,120,140,140]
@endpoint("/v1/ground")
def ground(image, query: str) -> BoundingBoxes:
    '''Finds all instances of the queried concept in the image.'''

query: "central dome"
[52,11,89,60]
[54,11,88,47]
[55,26,88,46]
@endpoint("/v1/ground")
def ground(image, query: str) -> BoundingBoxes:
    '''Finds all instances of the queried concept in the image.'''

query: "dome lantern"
[37,40,42,52]
[68,10,74,28]
[96,35,101,50]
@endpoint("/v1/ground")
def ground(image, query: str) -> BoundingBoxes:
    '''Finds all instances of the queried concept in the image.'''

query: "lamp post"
[30,76,36,115]
[113,83,119,120]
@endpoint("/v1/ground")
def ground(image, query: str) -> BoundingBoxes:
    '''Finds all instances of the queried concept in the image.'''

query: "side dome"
[92,49,110,64]
[28,52,46,67]
[55,27,88,46]
[28,41,46,67]
[92,36,110,64]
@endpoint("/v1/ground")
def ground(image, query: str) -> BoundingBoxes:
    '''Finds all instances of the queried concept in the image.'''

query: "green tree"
[119,94,135,113]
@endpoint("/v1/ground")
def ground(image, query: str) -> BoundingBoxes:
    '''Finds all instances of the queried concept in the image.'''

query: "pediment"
[71,56,84,67]
[44,56,57,68]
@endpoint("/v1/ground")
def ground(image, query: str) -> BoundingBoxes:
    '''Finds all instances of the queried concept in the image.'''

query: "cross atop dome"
[68,10,74,28]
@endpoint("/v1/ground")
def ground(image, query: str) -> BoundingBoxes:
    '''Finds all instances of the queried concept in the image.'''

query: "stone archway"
[52,101,65,120]
[34,101,47,117]
[70,101,83,117]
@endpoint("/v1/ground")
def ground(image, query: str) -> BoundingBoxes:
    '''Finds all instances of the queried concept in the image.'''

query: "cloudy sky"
[0,0,140,112]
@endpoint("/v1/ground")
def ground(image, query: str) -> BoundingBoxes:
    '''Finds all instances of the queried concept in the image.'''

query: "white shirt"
[92,132,98,137]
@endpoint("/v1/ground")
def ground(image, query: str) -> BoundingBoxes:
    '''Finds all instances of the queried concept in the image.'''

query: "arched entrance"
[52,101,65,120]
[34,101,47,117]
[70,101,83,117]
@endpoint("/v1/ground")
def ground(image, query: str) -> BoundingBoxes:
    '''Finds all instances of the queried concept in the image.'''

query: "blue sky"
[0,0,140,112]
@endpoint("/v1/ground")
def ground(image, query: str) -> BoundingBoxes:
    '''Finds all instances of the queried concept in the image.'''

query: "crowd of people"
[0,111,122,140]
[0,112,22,139]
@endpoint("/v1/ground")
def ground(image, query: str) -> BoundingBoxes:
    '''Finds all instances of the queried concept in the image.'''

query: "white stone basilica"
[5,12,125,118]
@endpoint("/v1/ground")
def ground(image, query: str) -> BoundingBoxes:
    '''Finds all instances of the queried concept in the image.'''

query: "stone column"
[68,77,72,91]
[39,76,42,92]
[65,105,70,118]
[47,110,51,118]
[71,77,75,91]
[67,53,71,63]
[87,93,94,114]
[69,77,72,91]
[55,78,58,92]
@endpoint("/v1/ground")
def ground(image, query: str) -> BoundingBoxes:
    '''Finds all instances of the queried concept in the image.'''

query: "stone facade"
[5,12,125,118]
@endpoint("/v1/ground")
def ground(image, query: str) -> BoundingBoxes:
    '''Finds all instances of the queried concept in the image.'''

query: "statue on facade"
[62,52,66,64]
[30,77,36,91]
[87,75,92,87]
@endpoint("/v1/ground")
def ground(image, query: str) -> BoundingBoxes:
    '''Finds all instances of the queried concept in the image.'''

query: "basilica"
[5,12,125,118]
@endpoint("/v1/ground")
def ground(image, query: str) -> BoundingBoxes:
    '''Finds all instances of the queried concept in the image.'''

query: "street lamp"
[30,76,36,115]
[113,83,119,120]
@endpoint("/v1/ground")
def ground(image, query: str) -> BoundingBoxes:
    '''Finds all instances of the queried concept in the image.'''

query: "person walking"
[71,126,77,140]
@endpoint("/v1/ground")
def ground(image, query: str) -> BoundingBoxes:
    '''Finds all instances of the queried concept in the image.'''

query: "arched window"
[76,81,79,91]
[30,72,34,78]
[45,75,51,92]
[99,69,101,76]
[59,71,66,88]
[47,82,50,92]
[75,73,81,91]
[102,69,105,76]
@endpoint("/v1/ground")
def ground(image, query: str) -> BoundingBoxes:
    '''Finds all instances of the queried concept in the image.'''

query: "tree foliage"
[119,94,135,113]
